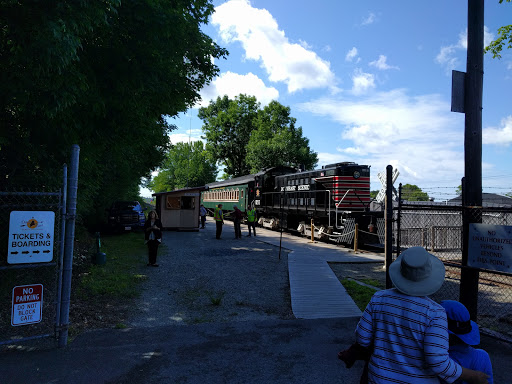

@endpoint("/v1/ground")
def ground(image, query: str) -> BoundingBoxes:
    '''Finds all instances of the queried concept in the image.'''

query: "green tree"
[198,94,260,178]
[456,185,462,196]
[505,192,512,198]
[149,141,217,192]
[370,190,379,199]
[484,0,512,58]
[1,0,227,228]
[401,184,430,201]
[246,101,318,172]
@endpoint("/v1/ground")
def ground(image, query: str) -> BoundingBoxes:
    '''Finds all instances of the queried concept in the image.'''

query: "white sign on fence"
[11,284,43,326]
[468,223,512,273]
[8,211,55,264]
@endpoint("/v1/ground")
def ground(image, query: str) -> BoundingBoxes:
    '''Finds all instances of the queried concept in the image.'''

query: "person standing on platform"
[214,204,224,239]
[233,205,243,239]
[199,204,207,229]
[246,204,257,236]
[144,210,163,267]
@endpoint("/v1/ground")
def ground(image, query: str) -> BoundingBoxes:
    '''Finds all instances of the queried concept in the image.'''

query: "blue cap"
[440,300,480,345]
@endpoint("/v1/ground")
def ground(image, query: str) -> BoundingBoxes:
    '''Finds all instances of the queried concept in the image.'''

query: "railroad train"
[201,162,381,242]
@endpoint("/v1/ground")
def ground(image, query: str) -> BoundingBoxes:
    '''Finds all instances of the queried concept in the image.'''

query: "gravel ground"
[126,224,294,327]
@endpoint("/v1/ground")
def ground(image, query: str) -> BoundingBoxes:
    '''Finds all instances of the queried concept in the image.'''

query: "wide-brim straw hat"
[389,246,445,297]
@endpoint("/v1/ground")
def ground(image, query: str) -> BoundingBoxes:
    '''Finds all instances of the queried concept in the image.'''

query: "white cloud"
[351,69,375,95]
[212,0,335,93]
[483,116,512,146]
[361,12,376,26]
[345,47,359,62]
[436,26,495,73]
[297,89,465,186]
[168,130,203,145]
[369,55,399,70]
[198,71,279,107]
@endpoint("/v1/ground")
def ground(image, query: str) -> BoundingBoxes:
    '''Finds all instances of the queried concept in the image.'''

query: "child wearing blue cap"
[441,300,493,384]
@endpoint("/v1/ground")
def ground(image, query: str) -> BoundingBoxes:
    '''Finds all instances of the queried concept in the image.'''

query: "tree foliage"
[246,101,318,172]
[149,141,217,192]
[1,0,227,228]
[401,184,430,201]
[198,94,259,178]
[198,95,317,178]
[484,0,512,59]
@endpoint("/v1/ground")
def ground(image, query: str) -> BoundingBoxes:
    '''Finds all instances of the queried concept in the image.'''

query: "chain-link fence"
[396,201,512,341]
[0,189,64,348]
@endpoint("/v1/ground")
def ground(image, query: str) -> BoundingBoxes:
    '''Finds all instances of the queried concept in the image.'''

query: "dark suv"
[107,201,146,232]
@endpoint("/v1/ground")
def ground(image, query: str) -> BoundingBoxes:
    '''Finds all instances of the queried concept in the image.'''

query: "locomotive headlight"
[353,171,360,179]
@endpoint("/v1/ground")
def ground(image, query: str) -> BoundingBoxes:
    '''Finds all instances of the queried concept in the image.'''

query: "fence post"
[55,164,67,338]
[354,223,358,252]
[385,165,393,289]
[396,183,402,257]
[58,145,80,348]
[431,226,435,252]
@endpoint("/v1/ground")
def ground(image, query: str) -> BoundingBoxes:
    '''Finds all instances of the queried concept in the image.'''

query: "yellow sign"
[27,219,38,229]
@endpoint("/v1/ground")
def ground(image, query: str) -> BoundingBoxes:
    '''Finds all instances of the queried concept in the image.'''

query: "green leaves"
[401,184,430,201]
[484,0,511,59]
[149,141,217,192]
[198,95,318,178]
[1,0,227,229]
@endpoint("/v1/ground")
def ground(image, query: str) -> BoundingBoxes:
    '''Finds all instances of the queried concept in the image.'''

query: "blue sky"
[142,0,511,201]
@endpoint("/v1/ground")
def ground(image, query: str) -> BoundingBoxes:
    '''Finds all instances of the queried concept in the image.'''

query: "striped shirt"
[355,289,462,384]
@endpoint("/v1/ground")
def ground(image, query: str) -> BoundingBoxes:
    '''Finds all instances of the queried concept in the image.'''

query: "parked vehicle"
[107,201,146,232]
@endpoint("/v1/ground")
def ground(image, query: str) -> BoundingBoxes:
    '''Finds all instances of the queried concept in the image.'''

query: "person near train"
[440,300,493,384]
[214,204,224,239]
[199,204,207,229]
[144,210,163,267]
[233,205,243,239]
[246,204,257,236]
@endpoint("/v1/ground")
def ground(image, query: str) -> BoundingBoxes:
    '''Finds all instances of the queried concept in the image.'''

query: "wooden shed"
[153,186,205,231]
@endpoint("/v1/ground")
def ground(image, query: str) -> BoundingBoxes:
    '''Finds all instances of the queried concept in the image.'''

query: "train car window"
[326,169,335,176]
[311,197,315,206]
[241,190,244,198]
[181,196,195,210]
[299,198,304,205]
[300,179,303,185]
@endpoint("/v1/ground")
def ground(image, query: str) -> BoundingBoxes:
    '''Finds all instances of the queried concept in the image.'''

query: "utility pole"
[459,0,484,319]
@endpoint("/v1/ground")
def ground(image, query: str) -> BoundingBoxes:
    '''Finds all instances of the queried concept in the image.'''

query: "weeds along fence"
[396,201,512,341]
[0,188,64,348]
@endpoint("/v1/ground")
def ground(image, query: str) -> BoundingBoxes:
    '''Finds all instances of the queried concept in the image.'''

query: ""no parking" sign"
[11,284,43,326]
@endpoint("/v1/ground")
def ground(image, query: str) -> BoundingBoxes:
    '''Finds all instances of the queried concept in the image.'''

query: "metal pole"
[58,145,80,347]
[385,165,393,289]
[396,183,402,257]
[354,223,358,252]
[55,164,67,338]
[460,0,483,320]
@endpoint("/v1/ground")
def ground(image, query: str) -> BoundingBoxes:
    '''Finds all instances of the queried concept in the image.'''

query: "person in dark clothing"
[233,205,243,239]
[144,210,163,267]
